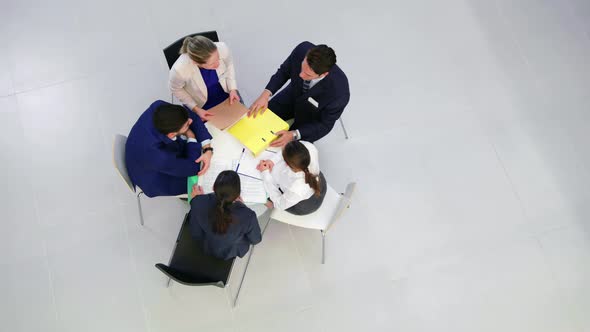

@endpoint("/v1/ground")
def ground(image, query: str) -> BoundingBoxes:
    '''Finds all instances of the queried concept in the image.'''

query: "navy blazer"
[125,100,212,197]
[266,41,350,142]
[189,193,262,260]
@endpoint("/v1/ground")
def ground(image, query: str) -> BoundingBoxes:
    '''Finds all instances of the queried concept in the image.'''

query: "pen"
[235,148,246,172]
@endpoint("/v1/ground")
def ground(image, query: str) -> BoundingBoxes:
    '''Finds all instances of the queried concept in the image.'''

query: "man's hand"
[270,130,295,147]
[256,159,274,172]
[265,199,274,209]
[192,106,214,121]
[229,90,240,105]
[196,150,213,176]
[185,129,196,139]
[248,90,271,118]
[191,184,204,198]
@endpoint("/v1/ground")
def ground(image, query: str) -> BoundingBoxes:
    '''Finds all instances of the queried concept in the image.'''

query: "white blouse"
[261,141,320,210]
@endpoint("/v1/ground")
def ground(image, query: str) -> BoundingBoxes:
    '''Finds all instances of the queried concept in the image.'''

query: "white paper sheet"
[236,149,279,180]
[198,158,237,194]
[239,174,268,204]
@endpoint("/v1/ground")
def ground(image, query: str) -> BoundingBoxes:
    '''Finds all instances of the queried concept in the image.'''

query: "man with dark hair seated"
[249,41,350,146]
[125,100,214,197]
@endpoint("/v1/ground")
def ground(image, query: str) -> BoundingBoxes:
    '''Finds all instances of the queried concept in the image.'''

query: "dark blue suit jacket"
[266,41,350,142]
[125,100,212,197]
[189,193,262,260]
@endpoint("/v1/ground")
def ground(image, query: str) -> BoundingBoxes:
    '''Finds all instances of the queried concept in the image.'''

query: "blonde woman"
[169,36,240,121]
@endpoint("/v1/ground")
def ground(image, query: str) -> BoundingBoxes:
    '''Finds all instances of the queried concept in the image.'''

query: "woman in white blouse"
[169,36,240,121]
[256,141,327,215]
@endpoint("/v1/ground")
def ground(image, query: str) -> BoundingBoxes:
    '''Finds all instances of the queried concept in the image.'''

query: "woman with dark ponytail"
[257,141,327,215]
[189,170,261,260]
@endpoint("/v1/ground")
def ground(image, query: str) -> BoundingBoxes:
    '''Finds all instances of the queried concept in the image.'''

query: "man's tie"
[302,80,311,94]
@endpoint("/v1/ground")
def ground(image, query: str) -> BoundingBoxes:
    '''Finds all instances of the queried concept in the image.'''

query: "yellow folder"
[227,109,289,156]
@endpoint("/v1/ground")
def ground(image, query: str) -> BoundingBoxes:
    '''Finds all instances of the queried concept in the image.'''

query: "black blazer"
[189,194,262,260]
[265,41,350,142]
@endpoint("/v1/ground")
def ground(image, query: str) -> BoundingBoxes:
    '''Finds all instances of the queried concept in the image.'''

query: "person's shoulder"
[291,41,314,55]
[190,193,216,209]
[232,202,257,220]
[171,53,192,72]
[326,65,349,94]
[300,140,317,153]
[215,42,231,56]
[295,41,315,51]
[148,100,169,110]
[130,100,167,133]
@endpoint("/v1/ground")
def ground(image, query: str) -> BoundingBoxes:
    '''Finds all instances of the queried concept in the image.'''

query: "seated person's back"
[258,140,327,215]
[125,100,213,197]
[189,170,262,260]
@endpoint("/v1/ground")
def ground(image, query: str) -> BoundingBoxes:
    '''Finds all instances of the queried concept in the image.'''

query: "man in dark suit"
[249,41,350,146]
[125,100,213,197]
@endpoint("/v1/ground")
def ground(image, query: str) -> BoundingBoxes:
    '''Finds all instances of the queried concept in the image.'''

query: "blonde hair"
[180,36,217,64]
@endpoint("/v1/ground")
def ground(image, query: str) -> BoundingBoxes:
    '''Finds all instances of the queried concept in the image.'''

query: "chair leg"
[321,230,326,264]
[137,191,145,226]
[166,278,172,287]
[233,246,255,307]
[339,117,349,139]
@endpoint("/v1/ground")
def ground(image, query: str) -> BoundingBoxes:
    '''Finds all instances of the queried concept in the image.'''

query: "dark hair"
[210,170,241,234]
[283,141,321,197]
[305,44,337,75]
[153,104,189,135]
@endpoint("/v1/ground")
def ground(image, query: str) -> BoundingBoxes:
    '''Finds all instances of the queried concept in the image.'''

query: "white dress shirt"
[261,141,320,210]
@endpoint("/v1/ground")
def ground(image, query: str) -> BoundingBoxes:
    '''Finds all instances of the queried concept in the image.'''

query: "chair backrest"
[155,213,235,287]
[325,182,356,232]
[112,134,135,193]
[163,31,220,69]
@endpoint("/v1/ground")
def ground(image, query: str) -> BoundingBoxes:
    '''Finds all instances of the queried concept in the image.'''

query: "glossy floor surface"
[1,0,590,331]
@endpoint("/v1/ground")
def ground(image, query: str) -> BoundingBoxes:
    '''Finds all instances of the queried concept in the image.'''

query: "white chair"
[112,134,187,226]
[269,182,356,264]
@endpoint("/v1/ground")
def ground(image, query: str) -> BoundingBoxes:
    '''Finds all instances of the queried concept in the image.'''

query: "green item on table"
[187,175,199,203]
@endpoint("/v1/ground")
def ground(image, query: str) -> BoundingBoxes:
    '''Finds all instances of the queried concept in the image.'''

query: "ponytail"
[209,170,241,234]
[180,37,190,55]
[303,167,321,197]
[212,198,233,234]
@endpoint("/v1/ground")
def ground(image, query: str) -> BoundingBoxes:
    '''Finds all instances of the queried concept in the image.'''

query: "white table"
[205,122,269,219]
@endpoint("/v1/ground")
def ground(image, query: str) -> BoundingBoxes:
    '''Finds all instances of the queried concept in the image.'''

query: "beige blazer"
[168,42,237,110]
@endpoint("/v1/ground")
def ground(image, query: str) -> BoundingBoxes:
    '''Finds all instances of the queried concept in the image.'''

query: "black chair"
[155,212,253,306]
[163,31,220,70]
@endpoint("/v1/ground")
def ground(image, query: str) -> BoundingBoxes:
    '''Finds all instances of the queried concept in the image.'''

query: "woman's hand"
[256,159,274,172]
[191,184,204,198]
[265,199,274,209]
[229,90,240,105]
[192,106,214,121]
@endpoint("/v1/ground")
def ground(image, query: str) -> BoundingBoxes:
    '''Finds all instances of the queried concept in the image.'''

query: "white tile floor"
[1,0,589,331]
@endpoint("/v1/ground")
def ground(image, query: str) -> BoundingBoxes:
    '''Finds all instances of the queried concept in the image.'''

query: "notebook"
[206,98,250,130]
